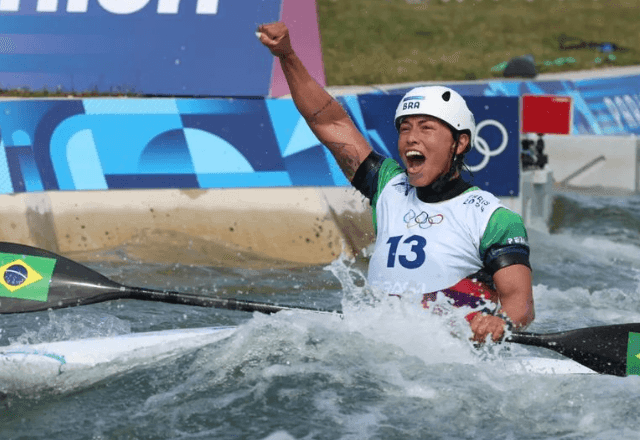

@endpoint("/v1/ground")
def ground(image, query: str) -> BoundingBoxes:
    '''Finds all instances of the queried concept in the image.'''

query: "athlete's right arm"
[257,22,372,182]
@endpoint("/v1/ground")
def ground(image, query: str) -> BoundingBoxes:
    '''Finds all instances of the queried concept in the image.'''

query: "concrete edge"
[0,172,554,267]
[0,187,375,267]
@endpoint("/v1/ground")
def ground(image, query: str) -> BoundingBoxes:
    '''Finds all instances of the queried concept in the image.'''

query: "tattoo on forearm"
[326,142,360,180]
[311,98,335,121]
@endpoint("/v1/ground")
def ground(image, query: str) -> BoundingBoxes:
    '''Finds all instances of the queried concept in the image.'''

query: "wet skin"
[397,115,469,187]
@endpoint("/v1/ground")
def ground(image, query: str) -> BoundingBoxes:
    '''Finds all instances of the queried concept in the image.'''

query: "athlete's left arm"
[471,208,535,342]
[470,264,534,342]
[493,264,535,328]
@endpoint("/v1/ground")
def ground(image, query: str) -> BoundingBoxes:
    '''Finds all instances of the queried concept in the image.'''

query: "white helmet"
[394,86,476,152]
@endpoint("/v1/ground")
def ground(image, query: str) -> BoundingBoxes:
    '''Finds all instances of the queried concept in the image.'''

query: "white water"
[2,192,640,439]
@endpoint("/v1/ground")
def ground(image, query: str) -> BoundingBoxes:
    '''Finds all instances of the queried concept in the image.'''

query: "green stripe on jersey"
[479,208,528,258]
[371,159,405,233]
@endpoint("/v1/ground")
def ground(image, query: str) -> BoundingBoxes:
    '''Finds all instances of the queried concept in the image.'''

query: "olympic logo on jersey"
[403,209,444,229]
[466,119,509,172]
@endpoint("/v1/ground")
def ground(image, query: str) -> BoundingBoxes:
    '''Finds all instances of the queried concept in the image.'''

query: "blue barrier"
[0,95,520,196]
[386,74,640,136]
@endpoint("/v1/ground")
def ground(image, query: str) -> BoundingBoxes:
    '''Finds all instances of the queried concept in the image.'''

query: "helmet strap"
[430,133,462,192]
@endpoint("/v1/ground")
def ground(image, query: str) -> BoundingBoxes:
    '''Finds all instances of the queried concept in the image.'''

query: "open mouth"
[405,150,426,171]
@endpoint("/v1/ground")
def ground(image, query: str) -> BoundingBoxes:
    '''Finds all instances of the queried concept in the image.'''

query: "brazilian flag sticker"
[627,332,640,376]
[0,253,57,302]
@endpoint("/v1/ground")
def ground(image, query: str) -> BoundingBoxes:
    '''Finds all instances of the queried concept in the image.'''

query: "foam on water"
[145,310,637,440]
[324,254,481,365]
[5,193,640,439]
[528,222,640,332]
[6,309,132,346]
[117,256,556,439]
[580,235,640,265]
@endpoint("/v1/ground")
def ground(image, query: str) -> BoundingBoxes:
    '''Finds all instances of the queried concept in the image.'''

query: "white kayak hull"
[500,357,595,375]
[0,326,236,395]
[0,326,595,396]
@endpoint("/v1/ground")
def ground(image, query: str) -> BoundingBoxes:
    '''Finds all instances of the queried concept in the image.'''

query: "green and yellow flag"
[0,252,57,302]
[627,332,640,376]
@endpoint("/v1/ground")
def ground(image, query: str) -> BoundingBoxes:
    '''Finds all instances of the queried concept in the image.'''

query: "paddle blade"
[0,242,128,314]
[508,324,640,376]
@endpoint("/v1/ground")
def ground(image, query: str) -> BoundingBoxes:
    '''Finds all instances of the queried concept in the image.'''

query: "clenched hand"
[257,22,294,58]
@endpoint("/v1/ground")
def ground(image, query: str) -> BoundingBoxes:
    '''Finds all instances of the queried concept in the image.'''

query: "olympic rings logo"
[466,119,509,172]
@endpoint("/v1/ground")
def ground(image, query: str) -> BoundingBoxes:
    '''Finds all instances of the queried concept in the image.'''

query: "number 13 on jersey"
[386,235,427,269]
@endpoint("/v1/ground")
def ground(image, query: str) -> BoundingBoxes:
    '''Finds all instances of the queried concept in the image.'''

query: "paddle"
[0,242,338,316]
[1,241,639,377]
[507,325,640,377]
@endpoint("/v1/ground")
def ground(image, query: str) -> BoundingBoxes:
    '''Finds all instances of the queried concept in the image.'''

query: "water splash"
[323,253,378,310]
[321,253,500,365]
[9,310,131,345]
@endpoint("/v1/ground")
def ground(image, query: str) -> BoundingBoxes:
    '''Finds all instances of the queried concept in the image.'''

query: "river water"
[2,189,640,440]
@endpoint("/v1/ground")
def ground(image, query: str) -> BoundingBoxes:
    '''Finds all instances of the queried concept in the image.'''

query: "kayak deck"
[0,326,596,396]
[0,326,237,395]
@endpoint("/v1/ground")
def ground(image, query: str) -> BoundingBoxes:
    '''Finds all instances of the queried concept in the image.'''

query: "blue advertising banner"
[0,95,520,196]
[387,73,640,136]
[0,0,282,96]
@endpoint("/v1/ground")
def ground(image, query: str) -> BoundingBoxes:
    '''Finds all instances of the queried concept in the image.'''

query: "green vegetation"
[0,88,143,98]
[316,0,640,85]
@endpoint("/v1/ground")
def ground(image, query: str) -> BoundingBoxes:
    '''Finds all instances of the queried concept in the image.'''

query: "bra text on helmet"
[402,101,420,111]
[0,0,219,14]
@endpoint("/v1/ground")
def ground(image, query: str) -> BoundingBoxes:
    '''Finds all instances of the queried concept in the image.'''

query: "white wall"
[542,134,639,192]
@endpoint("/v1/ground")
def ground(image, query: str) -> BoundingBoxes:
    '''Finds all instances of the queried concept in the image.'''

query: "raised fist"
[257,22,294,58]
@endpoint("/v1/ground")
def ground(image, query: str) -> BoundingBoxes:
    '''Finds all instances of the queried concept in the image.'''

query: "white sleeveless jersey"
[368,173,505,301]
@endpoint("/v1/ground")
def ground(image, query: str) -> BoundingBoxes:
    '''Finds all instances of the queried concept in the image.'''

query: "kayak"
[0,242,635,378]
[0,325,596,396]
[0,326,236,396]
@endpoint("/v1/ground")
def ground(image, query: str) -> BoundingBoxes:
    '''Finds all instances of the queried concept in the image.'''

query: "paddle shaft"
[125,286,340,315]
